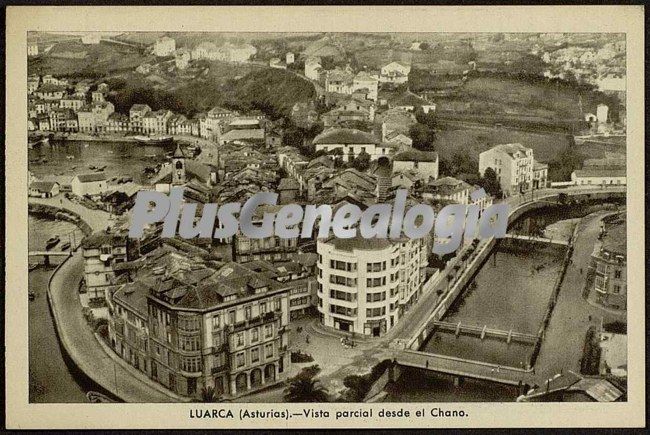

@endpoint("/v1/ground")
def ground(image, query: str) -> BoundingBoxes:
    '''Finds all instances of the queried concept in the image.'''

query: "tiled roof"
[313,128,379,145]
[75,173,107,183]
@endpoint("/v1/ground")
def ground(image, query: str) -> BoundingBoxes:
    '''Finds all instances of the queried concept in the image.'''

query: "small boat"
[133,135,174,145]
[89,165,96,170]
[60,242,71,251]
[46,236,60,250]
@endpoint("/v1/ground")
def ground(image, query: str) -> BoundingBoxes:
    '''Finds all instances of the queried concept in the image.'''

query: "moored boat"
[133,135,174,145]
[46,236,60,250]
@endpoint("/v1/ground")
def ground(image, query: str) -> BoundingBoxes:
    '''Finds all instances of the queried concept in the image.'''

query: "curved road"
[48,251,184,402]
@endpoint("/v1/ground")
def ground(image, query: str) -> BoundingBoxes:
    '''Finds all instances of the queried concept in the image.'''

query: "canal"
[387,200,624,402]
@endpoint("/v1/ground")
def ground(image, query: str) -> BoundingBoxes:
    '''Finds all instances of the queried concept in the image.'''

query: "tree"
[419,42,430,51]
[408,123,436,151]
[196,386,229,403]
[351,149,371,172]
[415,107,438,130]
[479,167,503,199]
[284,376,329,402]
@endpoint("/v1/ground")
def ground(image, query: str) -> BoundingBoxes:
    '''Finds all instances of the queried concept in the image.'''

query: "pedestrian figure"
[496,366,501,373]
[580,268,583,275]
[589,315,592,321]
[425,360,429,369]
[305,334,310,344]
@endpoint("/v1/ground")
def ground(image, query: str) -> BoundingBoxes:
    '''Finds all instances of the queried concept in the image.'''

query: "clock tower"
[171,143,186,185]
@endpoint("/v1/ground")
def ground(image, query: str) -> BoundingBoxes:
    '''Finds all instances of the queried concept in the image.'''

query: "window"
[236,332,244,347]
[181,356,201,373]
[614,269,622,279]
[366,292,386,302]
[264,324,273,338]
[260,302,267,314]
[366,307,385,318]
[244,306,252,320]
[612,285,621,294]
[251,347,260,363]
[179,334,200,352]
[211,314,220,330]
[265,343,273,358]
[251,328,259,343]
[366,277,386,288]
[228,310,235,324]
[330,290,355,302]
[236,352,245,368]
[274,298,281,312]
[367,262,385,273]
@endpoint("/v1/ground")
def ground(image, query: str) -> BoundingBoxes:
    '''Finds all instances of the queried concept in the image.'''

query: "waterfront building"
[77,101,115,134]
[142,109,173,135]
[71,172,109,198]
[108,247,291,399]
[533,161,549,189]
[479,143,534,196]
[571,168,626,186]
[153,36,176,57]
[316,235,427,337]
[28,181,60,198]
[392,149,439,182]
[129,104,152,133]
[81,230,129,302]
[589,215,626,311]
[106,113,131,133]
[313,128,394,162]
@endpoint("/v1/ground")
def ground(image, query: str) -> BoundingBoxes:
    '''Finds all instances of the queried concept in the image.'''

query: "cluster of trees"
[408,107,438,151]
[547,139,584,182]
[340,359,393,402]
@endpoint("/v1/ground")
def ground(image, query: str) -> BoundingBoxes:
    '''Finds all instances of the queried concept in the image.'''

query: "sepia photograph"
[6,5,645,430]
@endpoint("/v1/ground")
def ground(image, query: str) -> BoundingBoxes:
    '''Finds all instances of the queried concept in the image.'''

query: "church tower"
[172,143,186,185]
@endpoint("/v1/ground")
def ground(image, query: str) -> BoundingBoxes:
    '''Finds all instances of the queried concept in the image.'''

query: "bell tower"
[172,143,186,185]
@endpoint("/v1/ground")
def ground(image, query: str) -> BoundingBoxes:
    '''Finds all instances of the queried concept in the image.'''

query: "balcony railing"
[231,312,278,333]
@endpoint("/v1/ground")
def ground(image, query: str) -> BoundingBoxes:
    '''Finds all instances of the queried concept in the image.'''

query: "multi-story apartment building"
[108,248,291,400]
[589,216,626,311]
[316,236,427,337]
[479,143,534,196]
[129,104,152,133]
[77,101,115,133]
[59,96,86,112]
[142,109,173,135]
[81,230,129,302]
[231,204,300,263]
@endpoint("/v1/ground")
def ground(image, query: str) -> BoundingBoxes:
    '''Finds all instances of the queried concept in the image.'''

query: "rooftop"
[393,149,438,163]
[75,172,107,183]
[313,128,379,145]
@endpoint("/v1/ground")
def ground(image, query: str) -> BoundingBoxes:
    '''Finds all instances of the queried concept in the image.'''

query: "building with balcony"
[589,215,626,311]
[479,143,535,196]
[107,247,291,400]
[316,235,427,337]
[81,230,129,302]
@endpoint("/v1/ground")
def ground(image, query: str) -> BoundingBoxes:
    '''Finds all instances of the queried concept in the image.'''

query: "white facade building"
[317,236,427,337]
[479,143,534,196]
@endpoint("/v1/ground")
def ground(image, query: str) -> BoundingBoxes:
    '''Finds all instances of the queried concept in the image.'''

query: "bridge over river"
[387,186,625,386]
